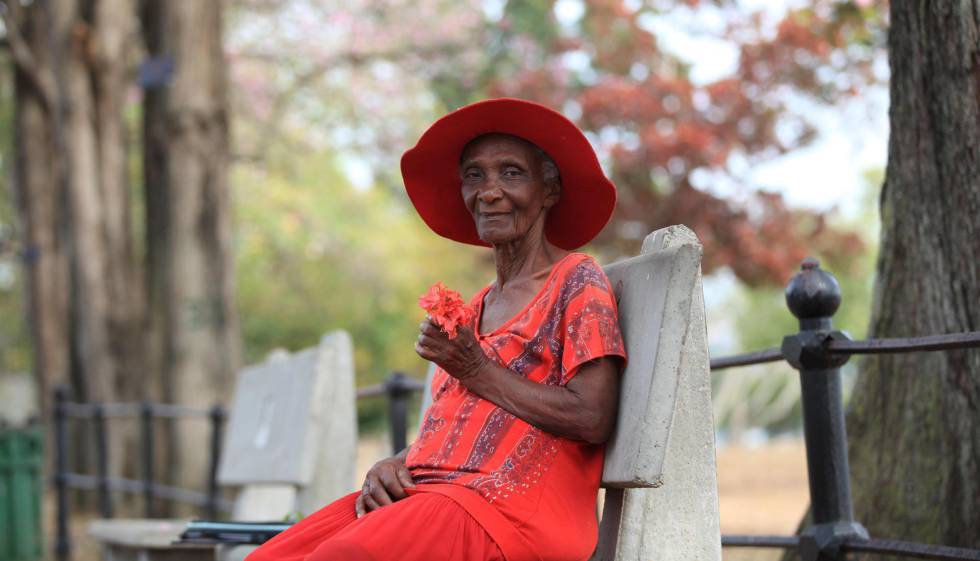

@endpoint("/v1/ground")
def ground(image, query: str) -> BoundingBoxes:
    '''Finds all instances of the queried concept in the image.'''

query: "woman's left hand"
[415,317,490,381]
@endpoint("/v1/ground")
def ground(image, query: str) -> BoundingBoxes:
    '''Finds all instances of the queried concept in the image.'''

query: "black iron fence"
[711,258,980,561]
[356,372,427,454]
[51,387,230,560]
[50,258,980,561]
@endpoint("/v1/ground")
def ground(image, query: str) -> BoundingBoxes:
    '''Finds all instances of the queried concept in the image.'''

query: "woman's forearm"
[458,358,618,444]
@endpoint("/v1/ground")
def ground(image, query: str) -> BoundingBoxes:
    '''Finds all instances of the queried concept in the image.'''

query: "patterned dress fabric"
[405,252,625,561]
[245,252,625,561]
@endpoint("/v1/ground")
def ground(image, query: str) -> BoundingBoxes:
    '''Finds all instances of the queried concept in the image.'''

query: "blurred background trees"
[221,0,887,433]
[3,0,238,488]
[4,0,977,551]
[1,0,887,488]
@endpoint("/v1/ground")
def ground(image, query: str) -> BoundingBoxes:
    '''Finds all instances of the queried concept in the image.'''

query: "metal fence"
[51,387,230,560]
[50,257,980,561]
[710,258,980,561]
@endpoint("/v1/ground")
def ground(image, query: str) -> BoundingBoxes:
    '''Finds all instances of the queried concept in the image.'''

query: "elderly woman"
[246,98,626,561]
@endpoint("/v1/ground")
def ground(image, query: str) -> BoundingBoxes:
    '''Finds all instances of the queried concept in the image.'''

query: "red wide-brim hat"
[400,98,617,250]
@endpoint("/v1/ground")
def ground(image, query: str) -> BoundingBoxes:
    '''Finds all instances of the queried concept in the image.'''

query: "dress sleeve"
[559,259,627,385]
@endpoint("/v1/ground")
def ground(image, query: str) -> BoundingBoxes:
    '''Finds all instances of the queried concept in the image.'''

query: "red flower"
[419,282,475,339]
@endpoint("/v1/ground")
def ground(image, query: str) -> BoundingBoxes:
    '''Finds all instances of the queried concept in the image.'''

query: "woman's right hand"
[354,454,416,517]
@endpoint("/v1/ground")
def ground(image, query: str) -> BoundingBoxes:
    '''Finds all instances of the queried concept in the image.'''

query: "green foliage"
[0,54,32,375]
[713,172,881,437]
[233,150,493,396]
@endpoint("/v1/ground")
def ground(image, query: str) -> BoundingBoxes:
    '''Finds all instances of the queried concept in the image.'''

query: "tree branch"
[0,0,56,111]
[238,39,469,160]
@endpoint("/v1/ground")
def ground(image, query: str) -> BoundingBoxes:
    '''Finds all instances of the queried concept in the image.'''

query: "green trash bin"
[0,426,43,561]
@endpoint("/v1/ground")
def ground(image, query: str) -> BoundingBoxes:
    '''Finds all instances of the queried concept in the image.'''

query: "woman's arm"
[415,319,621,444]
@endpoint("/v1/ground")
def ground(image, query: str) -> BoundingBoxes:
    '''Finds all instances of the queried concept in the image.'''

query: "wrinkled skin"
[357,134,621,516]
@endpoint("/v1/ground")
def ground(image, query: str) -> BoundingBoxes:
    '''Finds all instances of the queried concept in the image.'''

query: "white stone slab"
[601,243,700,487]
[217,330,356,517]
[217,348,320,485]
[591,225,720,561]
[0,372,37,426]
[89,519,193,548]
[231,484,297,521]
[298,331,357,514]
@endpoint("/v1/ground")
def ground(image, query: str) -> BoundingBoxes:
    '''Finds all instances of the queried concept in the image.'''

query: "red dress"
[246,253,625,561]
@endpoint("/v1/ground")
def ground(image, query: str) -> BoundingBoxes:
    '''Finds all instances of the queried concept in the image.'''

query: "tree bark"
[785,3,980,558]
[11,0,141,406]
[91,0,144,405]
[53,0,117,404]
[48,0,142,408]
[10,0,71,415]
[143,0,240,491]
[845,1,980,551]
[9,0,143,495]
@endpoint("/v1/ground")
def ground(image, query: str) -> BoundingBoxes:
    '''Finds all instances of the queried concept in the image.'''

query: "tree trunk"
[9,0,143,495]
[784,4,980,558]
[10,0,141,406]
[53,0,117,404]
[143,0,240,492]
[845,1,980,551]
[91,0,144,405]
[10,0,71,416]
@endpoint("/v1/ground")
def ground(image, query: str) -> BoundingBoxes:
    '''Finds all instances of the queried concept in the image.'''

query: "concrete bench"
[591,225,720,561]
[88,331,357,561]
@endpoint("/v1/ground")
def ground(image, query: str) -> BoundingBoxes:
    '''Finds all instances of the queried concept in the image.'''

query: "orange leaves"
[473,0,881,285]
[419,282,476,339]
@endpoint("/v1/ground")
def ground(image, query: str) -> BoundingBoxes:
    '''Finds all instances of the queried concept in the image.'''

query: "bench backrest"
[217,330,357,519]
[592,225,720,561]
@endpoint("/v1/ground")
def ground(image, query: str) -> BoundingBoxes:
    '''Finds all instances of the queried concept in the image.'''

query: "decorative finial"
[785,257,841,321]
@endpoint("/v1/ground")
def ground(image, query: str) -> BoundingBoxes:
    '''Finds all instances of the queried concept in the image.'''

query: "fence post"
[206,404,225,520]
[53,387,70,561]
[384,372,412,453]
[781,258,868,561]
[92,403,113,519]
[140,402,155,518]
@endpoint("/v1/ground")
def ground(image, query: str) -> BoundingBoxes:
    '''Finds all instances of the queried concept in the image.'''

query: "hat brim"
[400,98,616,250]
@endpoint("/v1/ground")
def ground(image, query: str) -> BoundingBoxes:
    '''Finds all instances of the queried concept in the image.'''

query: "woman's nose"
[477,183,502,203]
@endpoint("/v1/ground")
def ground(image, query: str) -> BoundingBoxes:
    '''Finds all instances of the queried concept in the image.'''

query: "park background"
[1,0,977,559]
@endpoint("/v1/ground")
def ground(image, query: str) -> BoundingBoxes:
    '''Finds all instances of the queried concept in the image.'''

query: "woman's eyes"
[461,167,524,181]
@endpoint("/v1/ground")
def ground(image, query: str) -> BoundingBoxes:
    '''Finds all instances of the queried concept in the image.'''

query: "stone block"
[601,243,701,487]
[0,372,36,426]
[299,331,357,514]
[217,330,356,517]
[592,225,720,561]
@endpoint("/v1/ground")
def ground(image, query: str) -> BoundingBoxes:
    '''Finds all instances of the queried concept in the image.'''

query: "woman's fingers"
[420,320,442,336]
[378,468,407,500]
[396,465,416,489]
[415,341,434,360]
[417,333,439,349]
[362,493,381,512]
[354,493,366,518]
[366,475,394,507]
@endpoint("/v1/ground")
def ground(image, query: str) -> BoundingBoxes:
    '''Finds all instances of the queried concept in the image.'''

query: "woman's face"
[459,134,560,246]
